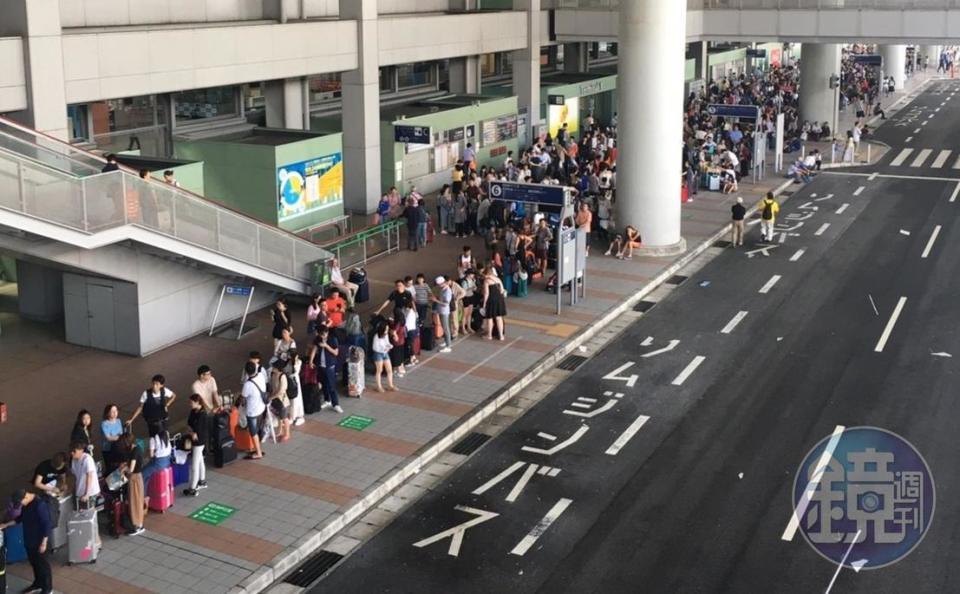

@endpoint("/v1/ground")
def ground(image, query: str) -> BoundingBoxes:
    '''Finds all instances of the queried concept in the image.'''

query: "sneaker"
[197,480,208,490]
[294,418,305,426]
[183,488,198,497]
[440,347,452,353]
[320,402,332,410]
[130,526,146,536]
[333,405,344,413]
[604,249,612,256]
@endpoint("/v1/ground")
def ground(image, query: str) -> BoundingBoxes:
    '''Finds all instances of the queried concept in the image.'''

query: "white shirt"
[330,266,344,285]
[404,308,418,332]
[372,334,392,354]
[72,453,100,498]
[724,151,740,168]
[242,374,267,417]
[149,434,173,460]
[803,155,817,168]
[140,386,173,405]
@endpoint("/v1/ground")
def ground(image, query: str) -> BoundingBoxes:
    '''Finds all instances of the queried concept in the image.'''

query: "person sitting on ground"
[721,166,738,195]
[604,225,642,260]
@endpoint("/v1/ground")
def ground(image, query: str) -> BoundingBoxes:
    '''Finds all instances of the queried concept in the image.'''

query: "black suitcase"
[350,268,370,303]
[421,326,435,351]
[470,310,484,333]
[302,383,321,414]
[212,412,236,468]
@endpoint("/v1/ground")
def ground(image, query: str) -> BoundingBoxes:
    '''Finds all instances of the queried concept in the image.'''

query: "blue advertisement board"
[488,180,569,207]
[277,153,343,222]
[706,104,760,120]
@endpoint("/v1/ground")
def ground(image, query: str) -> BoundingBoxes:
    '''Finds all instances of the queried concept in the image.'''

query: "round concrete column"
[615,0,686,254]
[881,45,907,90]
[799,44,840,133]
[920,45,941,67]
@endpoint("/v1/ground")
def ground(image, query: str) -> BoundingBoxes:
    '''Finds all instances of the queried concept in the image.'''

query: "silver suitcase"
[50,495,72,550]
[67,509,99,565]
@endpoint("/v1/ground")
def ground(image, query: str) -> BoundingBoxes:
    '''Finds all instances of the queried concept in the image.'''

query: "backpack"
[285,372,299,399]
[247,379,269,406]
[762,200,774,221]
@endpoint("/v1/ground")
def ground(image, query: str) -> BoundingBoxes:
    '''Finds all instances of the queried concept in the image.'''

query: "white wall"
[0,37,27,112]
[378,11,527,66]
[378,0,450,14]
[61,20,358,104]
[59,0,269,28]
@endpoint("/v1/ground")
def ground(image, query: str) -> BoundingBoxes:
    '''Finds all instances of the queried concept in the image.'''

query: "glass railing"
[0,119,107,177]
[556,0,960,9]
[0,146,331,286]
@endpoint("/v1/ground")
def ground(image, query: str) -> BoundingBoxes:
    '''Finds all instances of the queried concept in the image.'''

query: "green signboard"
[337,415,376,431]
[190,502,237,526]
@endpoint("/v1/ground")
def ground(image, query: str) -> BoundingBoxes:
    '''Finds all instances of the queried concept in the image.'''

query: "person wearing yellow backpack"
[757,191,780,243]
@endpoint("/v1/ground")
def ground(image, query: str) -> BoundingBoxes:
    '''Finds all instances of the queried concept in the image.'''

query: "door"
[86,283,116,351]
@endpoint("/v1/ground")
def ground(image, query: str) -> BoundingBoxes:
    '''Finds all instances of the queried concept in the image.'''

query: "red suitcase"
[147,466,174,513]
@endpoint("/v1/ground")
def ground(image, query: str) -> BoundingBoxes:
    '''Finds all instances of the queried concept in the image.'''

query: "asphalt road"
[311,84,960,594]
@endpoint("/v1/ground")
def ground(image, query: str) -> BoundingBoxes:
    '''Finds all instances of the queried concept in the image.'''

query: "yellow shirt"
[758,198,779,222]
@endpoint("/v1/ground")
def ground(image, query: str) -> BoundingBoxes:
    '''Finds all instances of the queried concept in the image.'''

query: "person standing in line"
[271,298,290,352]
[269,361,293,442]
[481,267,507,341]
[7,490,52,594]
[310,326,342,413]
[118,434,145,536]
[575,202,593,256]
[182,395,209,498]
[731,197,746,248]
[757,192,780,243]
[69,442,100,512]
[370,321,398,393]
[191,365,221,413]
[70,409,94,454]
[286,351,305,426]
[127,374,176,437]
[101,405,124,472]
[241,362,266,460]
[429,276,453,353]
[462,143,476,172]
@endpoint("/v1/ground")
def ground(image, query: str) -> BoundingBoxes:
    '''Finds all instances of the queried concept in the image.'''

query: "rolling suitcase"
[105,494,129,538]
[231,408,257,453]
[67,509,98,565]
[349,268,370,304]
[2,525,25,564]
[347,347,365,397]
[213,411,236,468]
[49,494,72,550]
[172,454,190,486]
[420,325,435,351]
[147,466,174,513]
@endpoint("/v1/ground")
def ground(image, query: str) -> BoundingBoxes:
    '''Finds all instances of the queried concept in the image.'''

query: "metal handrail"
[556,0,960,9]
[321,219,404,272]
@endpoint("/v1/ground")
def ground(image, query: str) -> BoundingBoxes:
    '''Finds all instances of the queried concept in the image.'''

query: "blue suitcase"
[173,457,191,486]
[3,524,26,563]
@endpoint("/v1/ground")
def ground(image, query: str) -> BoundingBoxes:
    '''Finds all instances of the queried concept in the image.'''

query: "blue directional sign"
[395,125,431,144]
[488,180,568,207]
[852,54,883,66]
[225,285,252,297]
[745,48,767,58]
[706,104,761,120]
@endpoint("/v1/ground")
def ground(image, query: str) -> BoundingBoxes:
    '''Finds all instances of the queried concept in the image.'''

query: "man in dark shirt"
[100,154,119,173]
[375,280,411,322]
[731,196,747,247]
[13,489,52,594]
[32,454,68,497]
[402,198,420,251]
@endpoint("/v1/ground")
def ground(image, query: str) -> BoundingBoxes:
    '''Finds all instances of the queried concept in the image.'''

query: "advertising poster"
[548,97,580,139]
[277,153,343,222]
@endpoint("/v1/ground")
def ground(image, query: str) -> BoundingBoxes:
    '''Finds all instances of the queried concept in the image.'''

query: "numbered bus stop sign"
[395,125,431,144]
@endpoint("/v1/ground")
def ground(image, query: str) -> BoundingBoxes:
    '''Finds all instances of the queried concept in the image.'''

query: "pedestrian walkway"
[0,78,923,592]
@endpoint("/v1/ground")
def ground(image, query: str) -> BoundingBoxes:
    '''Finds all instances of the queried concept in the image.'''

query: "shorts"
[246,415,260,438]
[373,352,389,362]
[535,246,548,260]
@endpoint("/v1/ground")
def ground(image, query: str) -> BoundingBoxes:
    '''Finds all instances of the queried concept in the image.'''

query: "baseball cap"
[435,276,446,286]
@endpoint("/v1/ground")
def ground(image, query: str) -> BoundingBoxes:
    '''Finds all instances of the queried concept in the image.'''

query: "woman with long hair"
[119,433,146,535]
[70,409,94,454]
[371,319,398,393]
[182,394,210,497]
[481,266,507,341]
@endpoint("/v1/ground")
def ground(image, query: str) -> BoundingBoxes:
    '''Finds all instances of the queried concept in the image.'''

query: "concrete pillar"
[799,44,840,136]
[340,0,381,214]
[881,45,907,90]
[920,45,941,68]
[263,78,308,129]
[616,0,686,253]
[4,0,69,139]
[513,0,541,147]
[563,43,589,74]
[449,57,482,94]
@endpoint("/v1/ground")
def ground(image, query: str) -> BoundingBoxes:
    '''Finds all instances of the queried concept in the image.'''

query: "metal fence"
[321,219,404,272]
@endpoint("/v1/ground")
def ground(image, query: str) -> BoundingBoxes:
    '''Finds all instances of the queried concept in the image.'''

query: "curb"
[230,178,799,594]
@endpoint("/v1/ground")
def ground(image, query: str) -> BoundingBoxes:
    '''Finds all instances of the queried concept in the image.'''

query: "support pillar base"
[634,238,687,258]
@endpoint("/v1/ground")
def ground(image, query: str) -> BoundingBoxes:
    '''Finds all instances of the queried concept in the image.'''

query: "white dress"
[288,359,305,421]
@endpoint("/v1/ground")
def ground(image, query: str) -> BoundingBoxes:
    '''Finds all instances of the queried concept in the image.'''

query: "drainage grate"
[665,275,688,286]
[451,432,493,455]
[284,550,344,587]
[556,354,588,371]
[633,300,656,313]
[713,240,732,248]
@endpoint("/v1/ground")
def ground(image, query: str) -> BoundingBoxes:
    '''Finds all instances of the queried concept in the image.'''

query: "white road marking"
[825,529,864,594]
[569,402,592,409]
[813,193,834,202]
[921,225,942,258]
[721,311,749,334]
[932,149,952,168]
[911,148,933,167]
[942,101,947,106]
[789,249,805,262]
[868,294,879,316]
[914,127,922,133]
[510,498,573,556]
[472,461,525,495]
[928,113,935,119]
[890,148,914,166]
[853,186,866,196]
[452,337,522,383]
[778,232,787,244]
[605,413,651,456]
[922,120,929,126]
[640,336,654,347]
[950,182,960,202]
[547,467,561,477]
[905,136,913,143]
[505,463,539,503]
[868,172,879,181]
[671,356,706,386]
[576,397,597,403]
[564,399,616,418]
[759,275,782,294]
[835,203,850,214]
[522,424,589,455]
[536,432,556,441]
[641,339,680,358]
[414,506,499,556]
[875,296,908,353]
[814,223,831,236]
[782,425,846,542]
[825,171,960,182]
[936,107,941,112]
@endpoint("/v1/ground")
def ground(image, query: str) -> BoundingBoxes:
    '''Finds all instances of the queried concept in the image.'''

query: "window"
[380,67,395,92]
[78,94,169,156]
[309,73,342,104]
[480,54,497,78]
[397,63,436,90]
[174,86,239,124]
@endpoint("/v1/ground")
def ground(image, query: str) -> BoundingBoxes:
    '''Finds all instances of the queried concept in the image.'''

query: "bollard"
[867,144,872,164]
